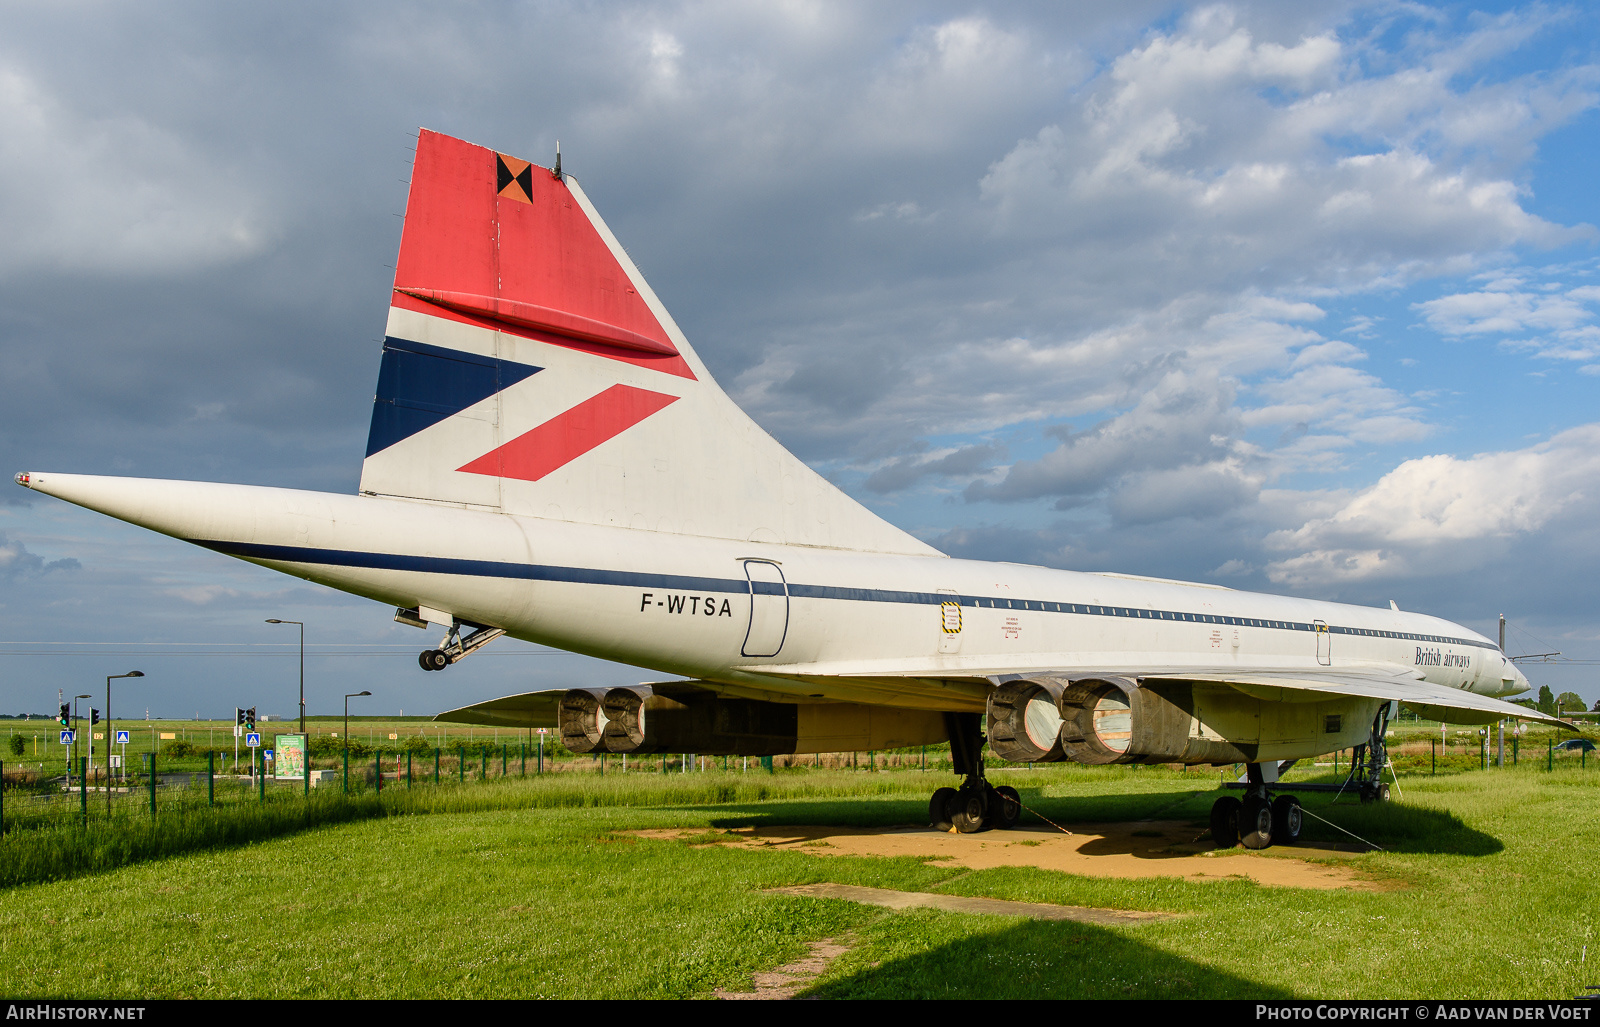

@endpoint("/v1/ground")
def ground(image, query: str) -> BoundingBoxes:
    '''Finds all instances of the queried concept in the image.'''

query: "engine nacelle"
[1055,678,1253,765]
[559,686,947,756]
[986,678,1067,763]
[558,689,609,754]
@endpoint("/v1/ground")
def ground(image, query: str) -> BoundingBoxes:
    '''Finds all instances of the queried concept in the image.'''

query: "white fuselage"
[23,472,1526,723]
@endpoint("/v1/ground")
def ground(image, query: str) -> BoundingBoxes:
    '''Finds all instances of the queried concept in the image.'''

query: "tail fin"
[359,130,937,556]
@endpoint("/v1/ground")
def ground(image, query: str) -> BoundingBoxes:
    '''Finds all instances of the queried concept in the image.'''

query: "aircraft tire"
[930,788,957,832]
[951,790,988,834]
[1239,795,1274,849]
[1271,795,1302,844]
[992,785,1021,830]
[1210,796,1242,848]
[420,649,449,671]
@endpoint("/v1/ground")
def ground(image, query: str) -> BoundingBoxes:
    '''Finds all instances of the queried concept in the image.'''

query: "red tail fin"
[392,130,692,378]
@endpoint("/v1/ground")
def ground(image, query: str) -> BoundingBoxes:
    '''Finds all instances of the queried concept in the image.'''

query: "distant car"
[1554,739,1596,753]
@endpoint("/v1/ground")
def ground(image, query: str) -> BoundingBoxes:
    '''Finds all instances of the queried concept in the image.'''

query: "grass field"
[1,750,1597,1000]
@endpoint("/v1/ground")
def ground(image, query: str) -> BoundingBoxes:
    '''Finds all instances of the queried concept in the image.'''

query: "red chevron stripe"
[457,384,679,482]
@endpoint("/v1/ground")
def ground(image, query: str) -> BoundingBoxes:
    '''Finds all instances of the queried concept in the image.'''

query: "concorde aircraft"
[16,129,1566,849]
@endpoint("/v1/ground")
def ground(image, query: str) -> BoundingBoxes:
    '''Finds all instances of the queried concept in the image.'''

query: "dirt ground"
[631,820,1392,891]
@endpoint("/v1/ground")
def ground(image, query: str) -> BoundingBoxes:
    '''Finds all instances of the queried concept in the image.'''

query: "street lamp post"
[343,692,371,794]
[105,671,142,815]
[265,619,305,736]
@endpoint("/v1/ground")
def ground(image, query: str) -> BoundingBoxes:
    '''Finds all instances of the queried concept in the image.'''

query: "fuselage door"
[742,560,789,658]
[1314,620,1331,666]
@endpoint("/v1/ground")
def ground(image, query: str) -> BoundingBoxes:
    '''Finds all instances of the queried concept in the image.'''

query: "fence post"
[1548,739,1554,772]
[80,757,88,825]
[208,750,215,806]
[434,746,440,784]
[521,743,526,778]
[343,748,349,794]
[148,753,156,817]
[375,752,381,794]
[259,760,266,802]
[1431,738,1435,776]
[458,745,465,783]
[501,744,507,778]
[480,747,487,782]
[407,751,413,789]
[0,758,5,835]
[537,735,543,775]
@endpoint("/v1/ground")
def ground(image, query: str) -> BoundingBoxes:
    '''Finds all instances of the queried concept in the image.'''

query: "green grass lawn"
[1,757,1597,999]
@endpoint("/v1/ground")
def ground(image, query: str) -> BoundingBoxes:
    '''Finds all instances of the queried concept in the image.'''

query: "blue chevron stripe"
[364,337,543,456]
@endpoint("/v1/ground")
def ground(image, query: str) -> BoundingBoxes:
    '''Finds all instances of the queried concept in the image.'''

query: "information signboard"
[59,729,74,744]
[274,734,306,780]
[115,730,130,744]
[245,732,261,748]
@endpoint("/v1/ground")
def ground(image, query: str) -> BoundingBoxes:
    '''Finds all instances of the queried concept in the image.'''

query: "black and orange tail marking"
[496,153,535,204]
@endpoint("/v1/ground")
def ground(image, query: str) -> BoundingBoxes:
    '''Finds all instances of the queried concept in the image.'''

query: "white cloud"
[0,65,273,277]
[1264,424,1600,585]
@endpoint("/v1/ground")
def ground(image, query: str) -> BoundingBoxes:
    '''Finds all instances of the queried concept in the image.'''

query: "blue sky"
[2,1,1598,719]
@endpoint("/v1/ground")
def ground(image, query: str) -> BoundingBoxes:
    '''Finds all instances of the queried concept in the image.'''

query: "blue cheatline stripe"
[190,538,1497,652]
[194,540,746,595]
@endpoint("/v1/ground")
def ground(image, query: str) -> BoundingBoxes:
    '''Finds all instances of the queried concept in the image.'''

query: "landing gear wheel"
[419,649,449,672]
[1359,781,1390,804]
[1209,796,1242,849]
[1271,795,1302,844]
[1239,795,1274,849]
[951,789,988,834]
[992,785,1021,829]
[929,788,957,832]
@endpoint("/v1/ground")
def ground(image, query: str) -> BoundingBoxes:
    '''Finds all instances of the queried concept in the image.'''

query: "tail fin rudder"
[359,130,938,557]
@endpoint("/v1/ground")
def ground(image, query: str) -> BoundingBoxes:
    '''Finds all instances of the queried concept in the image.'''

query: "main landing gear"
[1210,763,1304,850]
[928,713,1022,834]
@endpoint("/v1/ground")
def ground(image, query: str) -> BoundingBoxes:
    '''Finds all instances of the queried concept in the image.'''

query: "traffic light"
[236,708,246,726]
[58,703,69,726]
[245,707,257,730]
[90,709,100,726]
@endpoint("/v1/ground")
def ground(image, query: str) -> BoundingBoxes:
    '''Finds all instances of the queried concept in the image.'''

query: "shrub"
[8,734,24,757]
[163,739,199,758]
[400,734,435,755]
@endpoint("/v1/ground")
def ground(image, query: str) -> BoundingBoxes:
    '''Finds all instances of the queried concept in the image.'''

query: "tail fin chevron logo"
[457,384,679,482]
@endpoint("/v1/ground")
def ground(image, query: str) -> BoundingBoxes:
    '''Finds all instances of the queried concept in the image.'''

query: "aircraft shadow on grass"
[694,784,1503,857]
[801,917,1288,1000]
